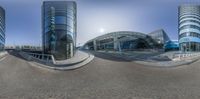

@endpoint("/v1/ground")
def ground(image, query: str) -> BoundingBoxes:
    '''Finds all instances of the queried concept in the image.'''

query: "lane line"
[28,62,58,73]
[0,56,7,61]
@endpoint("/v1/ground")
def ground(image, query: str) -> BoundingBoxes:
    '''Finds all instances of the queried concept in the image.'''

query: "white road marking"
[28,62,58,73]
[0,56,7,61]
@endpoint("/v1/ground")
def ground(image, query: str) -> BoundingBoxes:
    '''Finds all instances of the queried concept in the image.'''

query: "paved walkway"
[0,51,7,59]
[54,51,90,65]
[94,50,200,67]
[20,50,94,70]
[1,51,200,98]
[30,52,94,70]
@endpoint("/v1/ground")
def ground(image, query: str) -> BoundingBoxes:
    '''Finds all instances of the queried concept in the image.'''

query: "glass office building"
[148,29,170,49]
[164,40,179,51]
[83,31,167,51]
[179,5,200,52]
[42,1,77,60]
[0,6,5,52]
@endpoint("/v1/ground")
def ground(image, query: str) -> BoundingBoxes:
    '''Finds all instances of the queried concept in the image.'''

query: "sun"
[100,28,105,33]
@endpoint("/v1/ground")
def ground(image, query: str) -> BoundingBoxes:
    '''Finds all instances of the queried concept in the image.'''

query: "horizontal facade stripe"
[0,39,4,44]
[0,29,5,36]
[179,20,200,26]
[0,33,5,37]
[44,5,75,10]
[179,14,200,19]
[0,40,4,44]
[179,36,200,43]
[179,22,200,28]
[0,25,5,30]
[0,33,4,39]
[179,28,200,35]
[0,35,4,40]
[179,32,200,39]
[0,22,5,28]
[44,14,75,21]
[179,25,200,31]
[44,9,75,15]
[179,17,200,23]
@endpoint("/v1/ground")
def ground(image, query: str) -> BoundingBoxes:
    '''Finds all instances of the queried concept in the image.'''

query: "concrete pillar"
[70,43,73,57]
[93,40,97,51]
[114,36,118,51]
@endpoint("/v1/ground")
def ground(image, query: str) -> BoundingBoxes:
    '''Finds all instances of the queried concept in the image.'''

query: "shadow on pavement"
[81,50,172,62]
[83,50,132,62]
[7,50,29,61]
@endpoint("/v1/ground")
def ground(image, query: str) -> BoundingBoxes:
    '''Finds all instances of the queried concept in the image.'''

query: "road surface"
[0,51,200,99]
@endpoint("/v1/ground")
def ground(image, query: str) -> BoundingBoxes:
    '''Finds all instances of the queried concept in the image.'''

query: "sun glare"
[100,28,105,33]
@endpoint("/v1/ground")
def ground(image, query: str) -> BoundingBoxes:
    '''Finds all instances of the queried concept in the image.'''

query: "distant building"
[164,40,179,51]
[5,45,42,52]
[148,29,170,49]
[179,5,200,52]
[83,30,170,52]
[5,46,15,50]
[20,45,42,52]
[0,6,5,52]
[42,1,77,60]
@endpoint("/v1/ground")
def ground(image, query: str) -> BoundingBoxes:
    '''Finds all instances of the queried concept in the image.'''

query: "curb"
[28,53,94,70]
[0,51,8,60]
[95,51,200,67]
[133,58,199,68]
[53,51,90,66]
[93,51,132,61]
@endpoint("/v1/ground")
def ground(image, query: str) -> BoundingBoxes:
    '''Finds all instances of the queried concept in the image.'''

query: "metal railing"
[21,52,56,64]
[0,51,7,58]
[172,52,200,61]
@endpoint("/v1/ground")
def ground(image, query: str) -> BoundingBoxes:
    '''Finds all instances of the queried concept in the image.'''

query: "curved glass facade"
[83,31,166,51]
[164,40,179,51]
[148,29,170,49]
[179,5,200,52]
[42,1,76,60]
[0,7,5,52]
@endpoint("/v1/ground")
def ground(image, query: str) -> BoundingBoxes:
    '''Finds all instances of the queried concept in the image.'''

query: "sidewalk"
[96,50,200,67]
[134,58,199,67]
[54,51,91,66]
[0,51,7,59]
[21,50,94,70]
[96,50,164,61]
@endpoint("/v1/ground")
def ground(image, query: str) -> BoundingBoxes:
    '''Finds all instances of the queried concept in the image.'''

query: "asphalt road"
[1,51,200,99]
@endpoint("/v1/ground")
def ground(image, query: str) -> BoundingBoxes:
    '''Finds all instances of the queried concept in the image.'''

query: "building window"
[55,16,67,24]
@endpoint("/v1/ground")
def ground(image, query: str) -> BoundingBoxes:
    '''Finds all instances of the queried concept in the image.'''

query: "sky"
[0,0,200,46]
